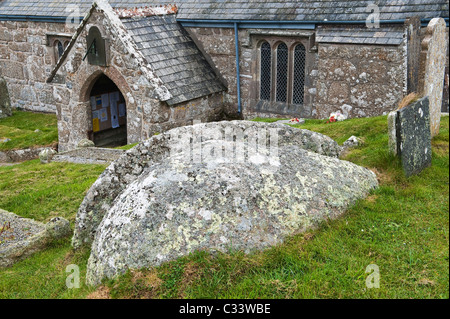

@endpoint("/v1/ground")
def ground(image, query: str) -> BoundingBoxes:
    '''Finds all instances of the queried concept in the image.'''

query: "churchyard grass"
[0,111,58,151]
[0,160,107,298]
[0,115,447,299]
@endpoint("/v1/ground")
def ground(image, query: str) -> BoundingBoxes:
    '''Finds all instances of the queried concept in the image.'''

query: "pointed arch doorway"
[89,74,127,148]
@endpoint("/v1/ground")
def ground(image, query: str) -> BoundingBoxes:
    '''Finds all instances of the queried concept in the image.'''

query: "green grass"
[0,160,107,299]
[0,111,58,151]
[0,160,107,223]
[114,143,138,150]
[0,116,448,299]
[251,117,289,123]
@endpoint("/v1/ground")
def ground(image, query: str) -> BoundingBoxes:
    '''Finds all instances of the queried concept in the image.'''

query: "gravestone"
[396,97,432,177]
[404,17,421,95]
[419,18,447,137]
[0,76,12,119]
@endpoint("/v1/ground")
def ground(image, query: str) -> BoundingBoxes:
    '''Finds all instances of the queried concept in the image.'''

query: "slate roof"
[316,25,405,45]
[0,0,448,22]
[121,14,224,105]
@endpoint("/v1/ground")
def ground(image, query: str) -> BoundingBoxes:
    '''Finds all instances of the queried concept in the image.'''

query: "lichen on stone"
[75,121,378,285]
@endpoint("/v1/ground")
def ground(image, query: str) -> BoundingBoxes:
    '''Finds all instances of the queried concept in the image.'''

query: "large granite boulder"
[74,121,378,286]
[0,77,12,119]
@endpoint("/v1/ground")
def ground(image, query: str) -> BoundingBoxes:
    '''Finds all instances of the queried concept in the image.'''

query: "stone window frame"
[255,35,312,107]
[46,33,72,64]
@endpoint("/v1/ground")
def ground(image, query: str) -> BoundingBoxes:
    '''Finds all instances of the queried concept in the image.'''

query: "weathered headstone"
[404,17,421,95]
[419,18,447,137]
[0,76,12,119]
[390,97,432,177]
[387,111,398,156]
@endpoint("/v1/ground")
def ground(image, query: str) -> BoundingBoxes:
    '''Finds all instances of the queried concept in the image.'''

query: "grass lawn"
[0,115,448,299]
[0,111,58,151]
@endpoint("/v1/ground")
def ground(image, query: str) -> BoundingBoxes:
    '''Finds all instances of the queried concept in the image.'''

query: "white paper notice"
[101,94,109,108]
[110,91,120,103]
[119,103,126,117]
[90,96,96,110]
[110,100,119,128]
[92,110,99,119]
[100,108,108,122]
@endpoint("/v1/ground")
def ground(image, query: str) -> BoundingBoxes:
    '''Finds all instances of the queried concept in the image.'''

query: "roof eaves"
[95,0,172,102]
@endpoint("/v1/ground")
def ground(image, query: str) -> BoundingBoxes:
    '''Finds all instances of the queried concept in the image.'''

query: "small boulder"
[343,136,363,148]
[0,151,11,163]
[39,148,57,164]
[77,139,95,148]
[340,136,363,157]
[45,217,71,240]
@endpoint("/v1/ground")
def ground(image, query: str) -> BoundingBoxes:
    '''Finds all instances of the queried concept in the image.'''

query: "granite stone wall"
[0,76,12,118]
[0,20,76,113]
[1,18,435,124]
[189,26,409,120]
[187,27,319,120]
[315,43,406,119]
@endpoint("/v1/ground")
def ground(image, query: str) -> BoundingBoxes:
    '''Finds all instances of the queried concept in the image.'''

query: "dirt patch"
[370,167,394,185]
[178,262,202,298]
[417,278,435,286]
[431,141,449,157]
[86,286,111,299]
[303,233,315,241]
[366,195,379,203]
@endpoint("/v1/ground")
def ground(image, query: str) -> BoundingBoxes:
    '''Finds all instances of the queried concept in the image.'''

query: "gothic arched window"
[260,42,272,101]
[258,40,308,106]
[276,42,288,103]
[293,44,306,105]
[56,40,64,59]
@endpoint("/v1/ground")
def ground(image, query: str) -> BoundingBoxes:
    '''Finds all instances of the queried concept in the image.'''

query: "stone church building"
[0,0,448,151]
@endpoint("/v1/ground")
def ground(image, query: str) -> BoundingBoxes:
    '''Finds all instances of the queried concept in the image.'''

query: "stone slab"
[52,147,126,164]
[0,76,12,119]
[0,209,71,268]
[397,96,432,177]
[421,18,447,137]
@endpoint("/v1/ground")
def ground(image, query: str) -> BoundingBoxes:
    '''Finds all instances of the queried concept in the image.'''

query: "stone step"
[52,147,126,165]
